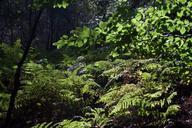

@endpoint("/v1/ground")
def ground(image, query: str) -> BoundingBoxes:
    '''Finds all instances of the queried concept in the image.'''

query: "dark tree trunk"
[4,9,43,128]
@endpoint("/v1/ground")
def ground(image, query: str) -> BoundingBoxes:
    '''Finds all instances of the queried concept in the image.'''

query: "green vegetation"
[0,0,192,127]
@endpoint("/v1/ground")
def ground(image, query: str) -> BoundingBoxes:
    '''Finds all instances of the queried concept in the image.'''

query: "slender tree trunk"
[4,9,43,128]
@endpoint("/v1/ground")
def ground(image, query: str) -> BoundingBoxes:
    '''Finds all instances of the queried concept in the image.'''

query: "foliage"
[29,59,182,127]
[0,41,22,122]
[55,0,192,61]
[0,40,22,78]
[14,60,101,125]
[1,0,192,127]
[31,108,109,128]
[32,0,74,9]
[0,93,10,120]
[97,60,180,126]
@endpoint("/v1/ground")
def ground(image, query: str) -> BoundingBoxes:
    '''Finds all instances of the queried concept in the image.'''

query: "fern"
[98,60,181,126]
[32,120,91,128]
[84,108,109,128]
[104,81,179,126]
[99,84,138,107]
[58,120,91,128]
[32,122,55,128]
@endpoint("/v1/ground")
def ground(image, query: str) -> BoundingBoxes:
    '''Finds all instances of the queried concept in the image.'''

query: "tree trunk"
[4,9,43,128]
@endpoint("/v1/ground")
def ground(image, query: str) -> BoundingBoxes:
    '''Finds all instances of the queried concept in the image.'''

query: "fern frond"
[32,122,54,128]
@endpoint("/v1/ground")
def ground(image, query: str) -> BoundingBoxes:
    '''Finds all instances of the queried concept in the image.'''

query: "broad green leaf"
[80,27,90,39]
[180,27,186,35]
[180,0,187,4]
[99,22,107,28]
[116,23,123,32]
